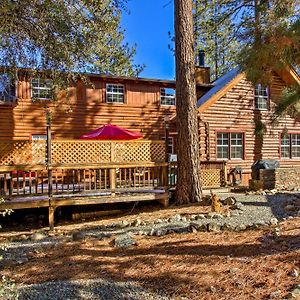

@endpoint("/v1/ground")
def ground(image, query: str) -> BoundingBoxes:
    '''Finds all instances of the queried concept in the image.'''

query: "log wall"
[199,72,300,185]
[0,76,189,141]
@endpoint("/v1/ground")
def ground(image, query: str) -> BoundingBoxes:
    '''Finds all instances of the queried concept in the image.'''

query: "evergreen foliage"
[0,0,141,86]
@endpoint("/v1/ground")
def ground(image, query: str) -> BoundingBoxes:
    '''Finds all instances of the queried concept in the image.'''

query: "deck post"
[46,122,53,229]
[223,162,228,186]
[109,168,116,196]
[162,165,169,187]
[48,206,56,230]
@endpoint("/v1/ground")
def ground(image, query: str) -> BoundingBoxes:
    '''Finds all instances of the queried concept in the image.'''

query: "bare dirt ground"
[1,207,300,300]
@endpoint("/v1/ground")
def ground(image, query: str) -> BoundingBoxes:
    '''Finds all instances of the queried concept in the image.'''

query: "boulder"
[132,218,142,227]
[189,222,207,232]
[31,232,48,241]
[72,231,86,241]
[223,197,237,206]
[269,218,278,226]
[208,222,221,232]
[113,233,136,248]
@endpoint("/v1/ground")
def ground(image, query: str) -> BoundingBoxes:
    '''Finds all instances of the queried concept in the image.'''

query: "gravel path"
[18,278,170,300]
[2,192,300,300]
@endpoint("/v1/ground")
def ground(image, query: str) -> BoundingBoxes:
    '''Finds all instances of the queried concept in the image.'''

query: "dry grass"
[2,217,300,300]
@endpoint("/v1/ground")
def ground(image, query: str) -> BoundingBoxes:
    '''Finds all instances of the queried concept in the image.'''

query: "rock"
[149,228,156,236]
[17,257,29,264]
[255,220,267,227]
[169,214,182,223]
[231,211,240,217]
[181,216,187,222]
[269,290,282,299]
[189,222,207,232]
[132,218,142,227]
[72,231,86,241]
[223,223,235,231]
[96,233,112,240]
[196,214,206,220]
[229,267,239,274]
[154,229,167,237]
[223,211,231,218]
[208,222,221,232]
[269,218,278,226]
[287,287,300,299]
[171,225,190,234]
[234,202,245,210]
[190,214,197,221]
[113,233,136,248]
[31,232,47,241]
[208,286,217,293]
[154,219,163,224]
[235,224,246,231]
[120,220,130,228]
[208,212,223,219]
[223,197,237,206]
[285,204,296,212]
[289,269,299,278]
[212,213,223,219]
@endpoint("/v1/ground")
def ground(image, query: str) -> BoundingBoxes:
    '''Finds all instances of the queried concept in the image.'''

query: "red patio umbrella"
[79,124,143,140]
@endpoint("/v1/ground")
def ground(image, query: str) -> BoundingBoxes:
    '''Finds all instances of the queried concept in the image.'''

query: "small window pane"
[106,84,124,103]
[291,134,300,158]
[160,88,176,106]
[31,78,52,100]
[254,84,268,110]
[281,134,290,158]
[230,133,243,159]
[217,133,229,159]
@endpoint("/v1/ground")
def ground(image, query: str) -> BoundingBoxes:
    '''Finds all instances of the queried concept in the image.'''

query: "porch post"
[46,122,53,229]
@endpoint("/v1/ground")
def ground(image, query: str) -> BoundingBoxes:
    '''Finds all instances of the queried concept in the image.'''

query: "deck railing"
[169,160,227,188]
[0,140,227,198]
[0,140,165,167]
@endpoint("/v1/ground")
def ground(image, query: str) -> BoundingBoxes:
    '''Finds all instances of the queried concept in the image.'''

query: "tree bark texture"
[174,0,202,204]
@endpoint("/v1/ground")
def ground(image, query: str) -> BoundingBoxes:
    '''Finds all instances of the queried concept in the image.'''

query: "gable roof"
[197,65,300,113]
[197,67,245,112]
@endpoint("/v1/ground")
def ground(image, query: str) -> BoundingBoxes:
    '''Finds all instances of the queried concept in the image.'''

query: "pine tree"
[175,0,202,204]
[0,0,141,85]
[193,0,240,80]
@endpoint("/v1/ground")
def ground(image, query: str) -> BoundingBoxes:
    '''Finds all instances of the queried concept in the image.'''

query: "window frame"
[254,84,269,110]
[0,73,17,104]
[281,132,300,159]
[160,87,176,106]
[31,78,53,100]
[105,83,125,104]
[216,131,245,160]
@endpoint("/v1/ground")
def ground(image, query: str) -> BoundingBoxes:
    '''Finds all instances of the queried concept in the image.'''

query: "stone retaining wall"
[257,167,300,190]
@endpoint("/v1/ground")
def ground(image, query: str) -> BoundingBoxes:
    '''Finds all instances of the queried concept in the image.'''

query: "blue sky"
[121,0,175,80]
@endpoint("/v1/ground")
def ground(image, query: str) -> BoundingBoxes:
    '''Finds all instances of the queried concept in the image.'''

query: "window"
[160,88,175,106]
[281,133,300,158]
[106,83,124,103]
[217,132,244,159]
[0,73,16,103]
[254,84,269,110]
[31,78,52,100]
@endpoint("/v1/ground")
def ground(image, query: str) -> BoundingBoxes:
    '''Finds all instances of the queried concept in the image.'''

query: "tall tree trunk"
[174,0,202,204]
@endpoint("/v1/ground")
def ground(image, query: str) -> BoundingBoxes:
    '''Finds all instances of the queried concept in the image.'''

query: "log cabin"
[0,64,299,187]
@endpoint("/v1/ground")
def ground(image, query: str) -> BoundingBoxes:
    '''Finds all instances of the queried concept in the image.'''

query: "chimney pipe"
[198,50,205,67]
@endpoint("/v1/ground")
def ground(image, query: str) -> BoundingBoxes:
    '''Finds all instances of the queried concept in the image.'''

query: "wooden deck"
[0,139,227,230]
[0,189,169,229]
